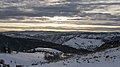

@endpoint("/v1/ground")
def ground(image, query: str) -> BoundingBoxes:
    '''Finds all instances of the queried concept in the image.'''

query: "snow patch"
[31,47,62,53]
[63,37,104,51]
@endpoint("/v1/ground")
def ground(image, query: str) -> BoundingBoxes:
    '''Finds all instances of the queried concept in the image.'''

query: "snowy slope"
[0,33,120,67]
[63,37,104,51]
[1,44,119,67]
[31,47,62,53]
[0,53,47,67]
[30,46,120,67]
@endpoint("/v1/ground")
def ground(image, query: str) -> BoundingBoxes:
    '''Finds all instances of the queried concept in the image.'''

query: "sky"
[0,0,120,32]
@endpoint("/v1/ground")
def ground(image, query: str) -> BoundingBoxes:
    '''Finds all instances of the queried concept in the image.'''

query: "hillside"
[2,31,120,44]
[63,37,104,51]
[1,32,120,53]
[0,31,120,67]
[30,46,120,67]
[0,37,120,67]
[0,34,89,53]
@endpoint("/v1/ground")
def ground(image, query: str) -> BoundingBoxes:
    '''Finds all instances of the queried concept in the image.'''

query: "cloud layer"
[0,0,120,32]
[0,0,120,20]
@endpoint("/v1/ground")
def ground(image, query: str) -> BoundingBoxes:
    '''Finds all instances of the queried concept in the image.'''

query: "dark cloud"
[0,0,120,20]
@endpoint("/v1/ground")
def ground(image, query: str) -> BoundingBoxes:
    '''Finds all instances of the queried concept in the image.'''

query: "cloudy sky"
[0,0,120,32]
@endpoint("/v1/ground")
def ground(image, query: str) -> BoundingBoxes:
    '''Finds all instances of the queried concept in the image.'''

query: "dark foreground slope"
[0,34,89,53]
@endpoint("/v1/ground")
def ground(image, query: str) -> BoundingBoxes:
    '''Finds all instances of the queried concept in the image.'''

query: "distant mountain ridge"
[0,34,89,53]
[0,31,120,53]
[2,31,120,44]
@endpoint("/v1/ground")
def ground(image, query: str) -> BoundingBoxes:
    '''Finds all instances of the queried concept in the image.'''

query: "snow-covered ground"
[30,47,62,53]
[0,52,47,67]
[0,46,120,67]
[0,47,63,67]
[63,37,104,51]
[30,46,120,67]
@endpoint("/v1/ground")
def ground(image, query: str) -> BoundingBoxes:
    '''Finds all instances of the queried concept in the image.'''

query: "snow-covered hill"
[31,46,120,67]
[63,37,104,51]
[2,31,120,52]
[0,31,120,67]
[0,52,47,67]
[1,45,120,67]
[2,32,120,44]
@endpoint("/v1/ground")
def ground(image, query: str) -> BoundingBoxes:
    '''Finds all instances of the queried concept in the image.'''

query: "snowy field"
[31,46,120,67]
[0,46,120,67]
[0,52,47,67]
